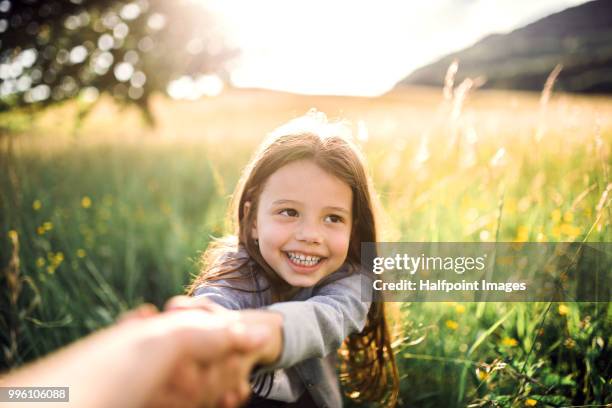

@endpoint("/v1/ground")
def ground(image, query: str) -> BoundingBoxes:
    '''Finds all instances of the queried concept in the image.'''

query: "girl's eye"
[325,214,344,223]
[279,208,298,217]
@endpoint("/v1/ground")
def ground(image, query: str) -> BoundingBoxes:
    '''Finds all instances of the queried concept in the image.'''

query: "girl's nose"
[295,220,323,244]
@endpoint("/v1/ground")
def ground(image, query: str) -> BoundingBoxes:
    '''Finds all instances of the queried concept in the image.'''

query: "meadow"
[1,84,610,407]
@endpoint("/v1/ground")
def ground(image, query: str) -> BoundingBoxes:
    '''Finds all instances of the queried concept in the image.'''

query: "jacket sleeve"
[192,284,248,310]
[265,271,371,369]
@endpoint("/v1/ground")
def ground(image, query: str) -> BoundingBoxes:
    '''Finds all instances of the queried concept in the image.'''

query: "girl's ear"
[244,201,258,239]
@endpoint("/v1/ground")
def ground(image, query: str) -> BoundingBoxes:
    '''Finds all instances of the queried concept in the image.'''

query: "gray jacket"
[193,260,370,408]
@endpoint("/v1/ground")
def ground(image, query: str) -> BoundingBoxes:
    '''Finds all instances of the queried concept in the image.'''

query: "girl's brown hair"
[188,110,399,406]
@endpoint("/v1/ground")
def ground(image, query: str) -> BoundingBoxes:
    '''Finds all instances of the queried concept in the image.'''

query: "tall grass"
[1,83,610,406]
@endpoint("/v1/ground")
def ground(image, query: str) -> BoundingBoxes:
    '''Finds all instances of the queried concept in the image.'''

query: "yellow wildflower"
[455,304,466,314]
[81,196,92,208]
[502,337,518,347]
[563,211,574,223]
[54,252,64,264]
[514,226,529,242]
[558,304,570,316]
[32,200,42,211]
[476,368,488,381]
[551,209,561,223]
[504,198,517,215]
[36,257,45,267]
[525,398,538,406]
[560,224,580,237]
[551,226,561,238]
[497,256,514,266]
[8,230,18,241]
[445,320,459,330]
[46,266,55,275]
[43,221,53,231]
[37,226,46,235]
[76,249,86,258]
[47,252,64,268]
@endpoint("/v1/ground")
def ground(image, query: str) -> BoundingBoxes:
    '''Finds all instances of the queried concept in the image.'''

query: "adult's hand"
[0,307,270,408]
[120,304,261,408]
[165,296,284,365]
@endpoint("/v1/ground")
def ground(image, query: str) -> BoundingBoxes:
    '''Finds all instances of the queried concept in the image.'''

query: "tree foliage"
[0,0,237,123]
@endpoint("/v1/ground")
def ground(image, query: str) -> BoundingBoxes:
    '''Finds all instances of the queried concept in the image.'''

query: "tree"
[0,0,237,125]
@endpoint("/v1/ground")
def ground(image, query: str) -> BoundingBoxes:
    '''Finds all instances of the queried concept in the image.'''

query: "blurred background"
[1,0,610,406]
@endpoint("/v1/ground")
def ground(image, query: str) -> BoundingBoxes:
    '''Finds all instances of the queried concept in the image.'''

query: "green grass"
[1,88,610,407]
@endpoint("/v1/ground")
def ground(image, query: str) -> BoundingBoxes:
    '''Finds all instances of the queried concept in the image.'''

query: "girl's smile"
[252,160,353,287]
[284,250,326,273]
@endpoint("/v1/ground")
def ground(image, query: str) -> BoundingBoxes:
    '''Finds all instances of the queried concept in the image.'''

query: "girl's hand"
[236,310,284,365]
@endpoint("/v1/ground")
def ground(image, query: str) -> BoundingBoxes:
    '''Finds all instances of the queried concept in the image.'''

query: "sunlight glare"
[197,0,590,96]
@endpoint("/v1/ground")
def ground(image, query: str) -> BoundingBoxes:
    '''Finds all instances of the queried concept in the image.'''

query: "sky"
[203,0,590,96]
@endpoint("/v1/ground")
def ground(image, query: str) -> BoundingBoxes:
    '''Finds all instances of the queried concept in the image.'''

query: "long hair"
[188,110,399,406]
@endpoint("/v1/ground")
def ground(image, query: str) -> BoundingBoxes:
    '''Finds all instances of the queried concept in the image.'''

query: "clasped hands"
[120,296,283,408]
[0,296,282,408]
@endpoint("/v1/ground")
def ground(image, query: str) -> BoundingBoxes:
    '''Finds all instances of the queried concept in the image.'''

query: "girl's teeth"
[287,252,321,266]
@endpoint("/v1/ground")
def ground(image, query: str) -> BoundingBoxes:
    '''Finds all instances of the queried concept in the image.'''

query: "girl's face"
[251,160,353,287]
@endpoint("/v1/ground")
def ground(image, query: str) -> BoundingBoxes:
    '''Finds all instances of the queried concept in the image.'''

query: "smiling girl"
[186,110,399,407]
